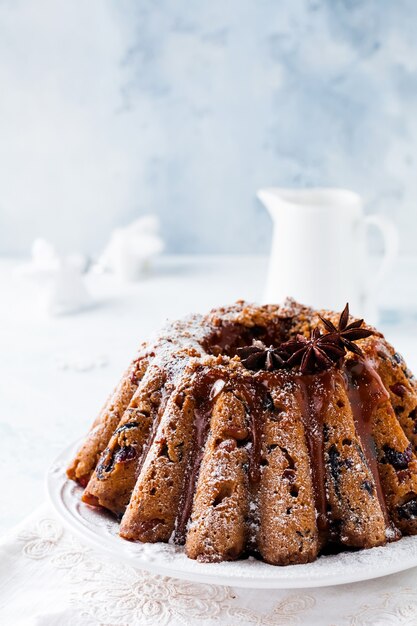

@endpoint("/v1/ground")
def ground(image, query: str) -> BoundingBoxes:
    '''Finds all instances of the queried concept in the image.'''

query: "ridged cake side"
[66,348,150,487]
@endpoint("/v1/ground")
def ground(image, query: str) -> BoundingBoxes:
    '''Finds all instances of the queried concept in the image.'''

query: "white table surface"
[1,254,417,536]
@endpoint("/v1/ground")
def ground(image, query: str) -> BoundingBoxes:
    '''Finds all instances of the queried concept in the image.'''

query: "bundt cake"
[67,299,417,565]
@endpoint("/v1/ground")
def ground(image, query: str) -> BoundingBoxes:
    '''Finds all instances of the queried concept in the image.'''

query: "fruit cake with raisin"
[67,300,417,565]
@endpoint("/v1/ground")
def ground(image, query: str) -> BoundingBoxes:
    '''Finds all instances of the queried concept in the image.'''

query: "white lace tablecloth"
[1,506,417,625]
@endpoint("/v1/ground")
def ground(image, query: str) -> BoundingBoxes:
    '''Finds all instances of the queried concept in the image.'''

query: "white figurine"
[21,238,91,316]
[98,215,164,281]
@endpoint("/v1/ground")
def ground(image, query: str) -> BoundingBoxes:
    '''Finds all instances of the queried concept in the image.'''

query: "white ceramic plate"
[46,440,417,589]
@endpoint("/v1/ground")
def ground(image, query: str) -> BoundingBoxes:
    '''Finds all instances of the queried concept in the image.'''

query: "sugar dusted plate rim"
[46,440,417,589]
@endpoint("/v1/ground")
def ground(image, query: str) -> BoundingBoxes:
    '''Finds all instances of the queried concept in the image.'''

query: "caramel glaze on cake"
[67,300,417,565]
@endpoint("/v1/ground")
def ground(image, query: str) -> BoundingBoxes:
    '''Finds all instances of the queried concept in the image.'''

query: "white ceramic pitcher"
[257,187,399,323]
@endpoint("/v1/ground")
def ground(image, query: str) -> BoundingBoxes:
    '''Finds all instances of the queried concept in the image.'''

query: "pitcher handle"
[363,215,399,288]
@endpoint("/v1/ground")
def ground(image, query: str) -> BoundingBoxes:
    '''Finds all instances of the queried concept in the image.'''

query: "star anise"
[319,303,375,357]
[237,303,374,375]
[236,340,285,371]
[279,328,346,374]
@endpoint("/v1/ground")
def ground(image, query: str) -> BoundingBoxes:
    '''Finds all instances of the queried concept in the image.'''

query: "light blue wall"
[1,0,416,255]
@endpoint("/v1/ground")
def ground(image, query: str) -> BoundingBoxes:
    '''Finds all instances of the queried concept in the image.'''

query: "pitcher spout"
[256,188,287,221]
